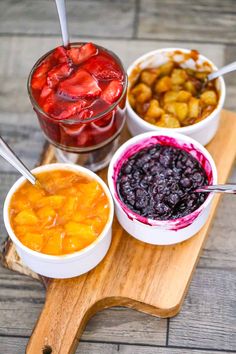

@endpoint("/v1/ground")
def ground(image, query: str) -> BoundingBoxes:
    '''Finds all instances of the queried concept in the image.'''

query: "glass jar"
[27,43,127,171]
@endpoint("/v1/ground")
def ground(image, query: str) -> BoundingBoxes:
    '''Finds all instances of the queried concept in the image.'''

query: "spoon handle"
[0,137,36,185]
[55,0,69,47]
[208,61,236,81]
[195,184,236,194]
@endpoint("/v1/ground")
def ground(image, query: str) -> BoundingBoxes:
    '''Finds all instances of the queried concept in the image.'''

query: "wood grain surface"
[1,337,231,354]
[24,111,236,354]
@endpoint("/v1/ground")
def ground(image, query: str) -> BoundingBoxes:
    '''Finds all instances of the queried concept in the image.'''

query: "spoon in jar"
[55,0,69,47]
[0,136,37,185]
[206,61,236,82]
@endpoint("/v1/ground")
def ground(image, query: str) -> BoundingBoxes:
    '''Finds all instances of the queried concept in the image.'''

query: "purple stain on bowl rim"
[112,135,214,231]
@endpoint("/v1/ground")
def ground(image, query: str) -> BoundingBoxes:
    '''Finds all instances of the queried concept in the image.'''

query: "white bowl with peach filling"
[126,48,225,146]
[3,163,114,278]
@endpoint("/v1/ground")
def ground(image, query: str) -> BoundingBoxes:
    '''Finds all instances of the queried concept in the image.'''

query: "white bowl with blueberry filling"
[108,131,217,245]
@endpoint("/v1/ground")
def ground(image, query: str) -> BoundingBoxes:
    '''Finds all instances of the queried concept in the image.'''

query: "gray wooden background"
[0,1,236,353]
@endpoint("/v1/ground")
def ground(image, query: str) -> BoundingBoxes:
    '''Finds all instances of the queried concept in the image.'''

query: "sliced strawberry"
[58,69,101,99]
[78,109,94,120]
[40,85,52,99]
[67,43,98,65]
[82,53,122,80]
[53,100,86,119]
[61,123,85,136]
[33,60,52,79]
[101,80,123,104]
[60,124,89,146]
[77,130,90,146]
[42,92,87,119]
[31,59,52,90]
[54,101,87,120]
[47,62,72,88]
[67,47,80,64]
[93,112,114,127]
[52,46,68,63]
[41,92,57,114]
[31,75,47,90]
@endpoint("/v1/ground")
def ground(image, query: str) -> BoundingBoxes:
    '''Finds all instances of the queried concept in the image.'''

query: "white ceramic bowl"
[108,131,217,245]
[3,163,114,278]
[127,48,226,146]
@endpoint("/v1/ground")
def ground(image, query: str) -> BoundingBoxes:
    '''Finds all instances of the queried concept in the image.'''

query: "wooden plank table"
[0,1,236,353]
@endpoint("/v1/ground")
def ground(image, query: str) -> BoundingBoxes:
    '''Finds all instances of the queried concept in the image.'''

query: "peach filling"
[9,169,109,255]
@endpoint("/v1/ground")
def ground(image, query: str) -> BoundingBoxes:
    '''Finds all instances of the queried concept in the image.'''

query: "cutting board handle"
[26,278,95,354]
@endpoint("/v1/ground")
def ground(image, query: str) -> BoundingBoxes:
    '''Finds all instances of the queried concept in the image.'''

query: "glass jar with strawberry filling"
[27,42,127,171]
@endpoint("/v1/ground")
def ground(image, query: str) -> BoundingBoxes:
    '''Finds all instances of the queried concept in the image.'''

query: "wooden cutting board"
[1,110,236,354]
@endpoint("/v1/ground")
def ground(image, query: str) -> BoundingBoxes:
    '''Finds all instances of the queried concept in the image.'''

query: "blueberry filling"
[116,144,208,220]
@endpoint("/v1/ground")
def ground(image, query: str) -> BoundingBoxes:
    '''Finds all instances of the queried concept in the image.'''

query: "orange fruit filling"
[9,169,110,256]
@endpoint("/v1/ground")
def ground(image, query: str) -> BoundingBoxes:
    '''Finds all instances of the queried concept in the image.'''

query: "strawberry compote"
[28,43,127,155]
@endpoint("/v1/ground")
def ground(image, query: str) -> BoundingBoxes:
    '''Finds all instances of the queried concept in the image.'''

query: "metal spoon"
[55,0,69,47]
[173,184,236,213]
[0,136,36,185]
[207,61,236,81]
[195,184,236,194]
[177,184,236,207]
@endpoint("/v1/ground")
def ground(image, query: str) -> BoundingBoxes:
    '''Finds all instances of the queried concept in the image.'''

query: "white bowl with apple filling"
[127,48,225,146]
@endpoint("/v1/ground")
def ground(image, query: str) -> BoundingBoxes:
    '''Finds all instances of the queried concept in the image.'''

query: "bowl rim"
[126,47,226,133]
[107,131,217,228]
[3,163,114,262]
